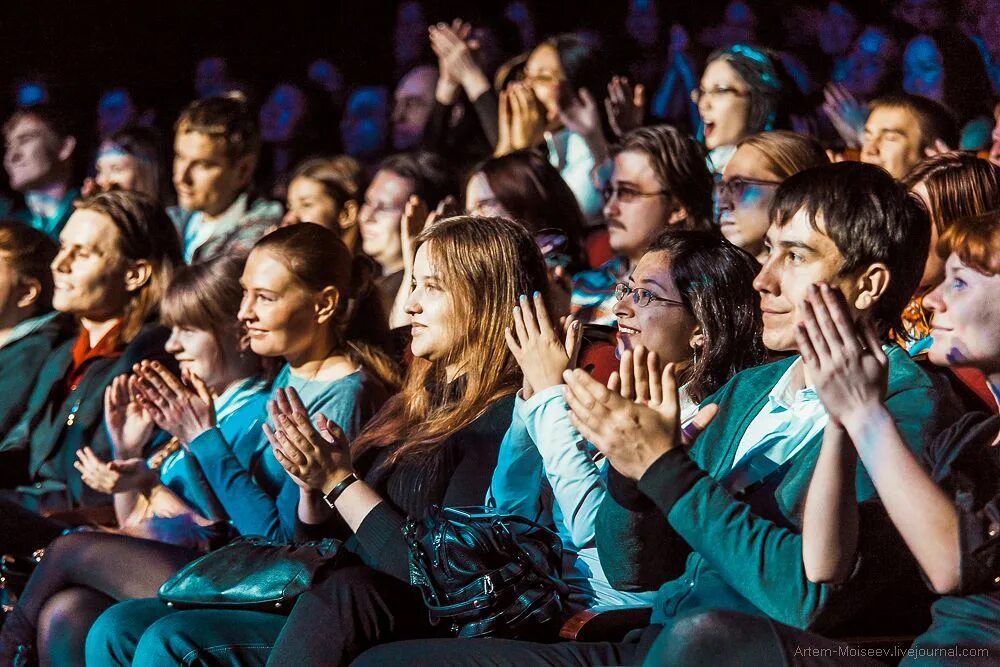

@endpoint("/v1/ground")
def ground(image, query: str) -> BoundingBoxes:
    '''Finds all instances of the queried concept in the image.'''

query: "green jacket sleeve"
[637,383,941,630]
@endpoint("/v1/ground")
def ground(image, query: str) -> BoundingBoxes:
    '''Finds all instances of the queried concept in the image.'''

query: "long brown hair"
[74,191,182,343]
[903,153,1000,236]
[251,223,399,390]
[351,216,549,465]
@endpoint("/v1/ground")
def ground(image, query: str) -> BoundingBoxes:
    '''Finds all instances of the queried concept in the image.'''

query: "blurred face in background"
[464,172,511,218]
[860,106,925,179]
[340,87,389,161]
[718,144,782,261]
[359,169,413,272]
[695,59,752,150]
[392,66,437,151]
[173,130,252,215]
[96,89,137,140]
[4,114,73,193]
[284,176,342,231]
[260,84,307,144]
[903,35,945,102]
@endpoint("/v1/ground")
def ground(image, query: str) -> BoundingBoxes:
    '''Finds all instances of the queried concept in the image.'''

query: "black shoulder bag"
[405,506,569,638]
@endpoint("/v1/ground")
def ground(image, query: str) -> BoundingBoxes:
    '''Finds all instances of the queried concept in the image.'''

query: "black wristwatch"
[322,473,359,509]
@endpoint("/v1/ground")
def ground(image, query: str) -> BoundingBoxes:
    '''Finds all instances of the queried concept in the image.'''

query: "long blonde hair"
[351,216,549,465]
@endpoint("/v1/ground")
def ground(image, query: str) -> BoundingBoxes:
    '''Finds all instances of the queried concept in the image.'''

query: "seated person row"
[83,215,549,665]
[0,223,394,665]
[356,161,963,665]
[690,211,1000,665]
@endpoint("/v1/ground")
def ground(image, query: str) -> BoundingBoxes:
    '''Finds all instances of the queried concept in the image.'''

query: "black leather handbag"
[158,535,341,613]
[405,506,569,638]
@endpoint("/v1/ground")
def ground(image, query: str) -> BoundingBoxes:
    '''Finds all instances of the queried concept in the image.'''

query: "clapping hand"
[265,387,354,494]
[429,20,490,103]
[605,76,645,138]
[505,291,583,396]
[74,447,156,495]
[562,362,686,480]
[131,361,216,445]
[104,374,155,458]
[794,283,888,428]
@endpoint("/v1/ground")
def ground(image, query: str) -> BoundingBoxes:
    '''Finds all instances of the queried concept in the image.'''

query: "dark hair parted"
[617,125,715,231]
[175,95,260,162]
[0,220,58,313]
[351,216,549,467]
[769,161,931,337]
[73,191,183,342]
[251,223,399,389]
[736,131,830,179]
[646,230,768,403]
[376,152,458,210]
[474,150,587,272]
[871,93,960,151]
[902,153,1000,236]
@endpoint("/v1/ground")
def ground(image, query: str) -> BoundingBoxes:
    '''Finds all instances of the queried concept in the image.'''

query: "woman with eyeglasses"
[357,229,769,661]
[694,45,791,175]
[717,131,830,265]
[570,125,715,326]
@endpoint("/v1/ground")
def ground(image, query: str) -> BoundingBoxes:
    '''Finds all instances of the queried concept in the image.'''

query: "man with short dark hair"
[860,93,959,179]
[351,162,960,666]
[170,96,282,263]
[3,105,80,239]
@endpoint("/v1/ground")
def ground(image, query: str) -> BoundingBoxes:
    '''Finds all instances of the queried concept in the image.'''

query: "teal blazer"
[596,346,961,635]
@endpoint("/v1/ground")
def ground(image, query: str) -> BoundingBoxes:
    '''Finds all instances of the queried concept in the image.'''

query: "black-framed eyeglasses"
[615,283,687,308]
[602,183,670,204]
[715,176,783,201]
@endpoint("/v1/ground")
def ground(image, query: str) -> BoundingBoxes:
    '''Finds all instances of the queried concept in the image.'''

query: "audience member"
[3,105,80,239]
[89,125,166,203]
[359,152,456,316]
[718,131,830,264]
[282,156,363,252]
[491,229,767,614]
[572,125,714,325]
[170,96,283,263]
[0,191,181,528]
[899,153,1000,352]
[860,93,960,179]
[0,221,74,439]
[339,86,390,171]
[391,65,438,152]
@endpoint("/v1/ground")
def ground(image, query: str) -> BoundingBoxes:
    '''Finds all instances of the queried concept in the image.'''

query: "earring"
[692,346,700,367]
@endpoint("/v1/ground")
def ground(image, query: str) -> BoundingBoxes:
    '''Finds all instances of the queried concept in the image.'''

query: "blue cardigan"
[185,366,387,542]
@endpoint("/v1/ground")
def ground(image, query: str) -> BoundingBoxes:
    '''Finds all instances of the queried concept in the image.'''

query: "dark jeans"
[86,560,436,667]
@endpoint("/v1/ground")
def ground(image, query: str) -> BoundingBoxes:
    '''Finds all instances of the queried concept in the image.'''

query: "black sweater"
[298,393,516,582]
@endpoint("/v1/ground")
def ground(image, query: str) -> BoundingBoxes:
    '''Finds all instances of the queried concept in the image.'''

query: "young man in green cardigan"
[354,162,961,665]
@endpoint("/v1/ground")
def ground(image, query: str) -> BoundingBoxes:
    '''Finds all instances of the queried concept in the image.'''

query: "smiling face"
[284,176,341,231]
[718,144,781,259]
[903,35,944,102]
[173,130,251,215]
[613,250,699,363]
[924,254,1000,374]
[237,248,327,361]
[50,209,130,321]
[604,150,675,263]
[861,106,925,180]
[164,325,228,389]
[697,59,752,150]
[359,169,414,272]
[752,209,862,351]
[405,243,460,362]
[95,145,140,194]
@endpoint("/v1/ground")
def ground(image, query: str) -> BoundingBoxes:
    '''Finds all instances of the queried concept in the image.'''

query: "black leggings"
[7,531,199,666]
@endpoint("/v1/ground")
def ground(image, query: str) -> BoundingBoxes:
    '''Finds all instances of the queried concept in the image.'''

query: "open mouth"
[618,324,640,335]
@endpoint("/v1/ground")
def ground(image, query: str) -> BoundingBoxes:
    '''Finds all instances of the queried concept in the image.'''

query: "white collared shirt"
[730,359,829,469]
